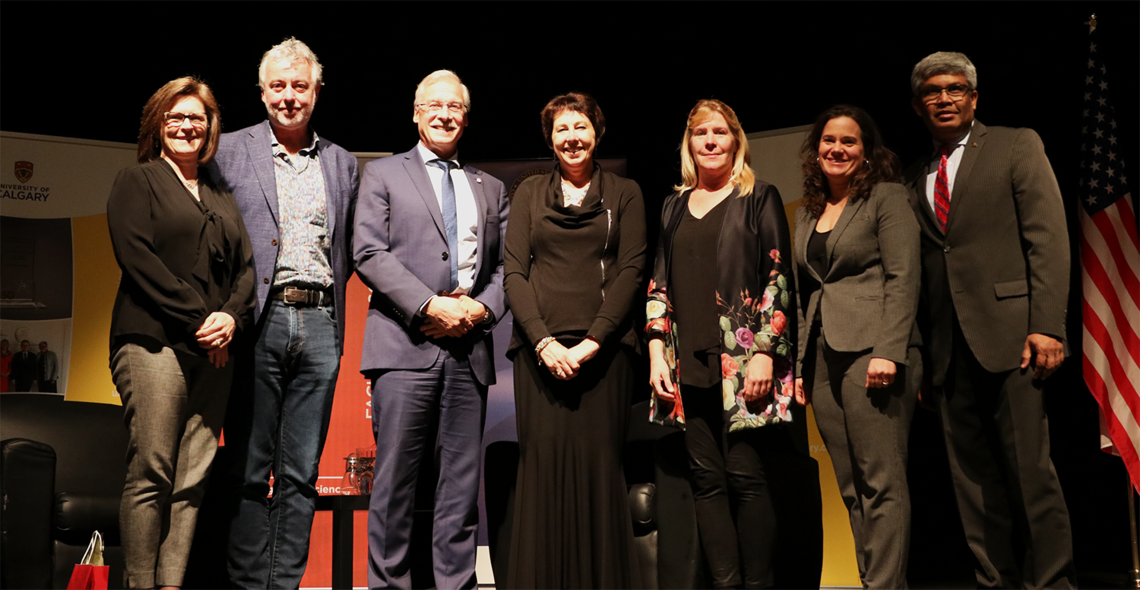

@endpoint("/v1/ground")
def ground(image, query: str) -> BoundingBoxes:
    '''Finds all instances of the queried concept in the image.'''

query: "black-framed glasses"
[164,112,208,128]
[920,83,972,104]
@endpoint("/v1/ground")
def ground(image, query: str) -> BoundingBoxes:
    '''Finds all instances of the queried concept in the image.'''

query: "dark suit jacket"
[794,182,921,376]
[208,121,360,355]
[353,146,509,386]
[10,351,36,384]
[905,121,1069,384]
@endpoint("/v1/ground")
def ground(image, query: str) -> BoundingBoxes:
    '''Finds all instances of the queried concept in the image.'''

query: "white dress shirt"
[416,142,479,293]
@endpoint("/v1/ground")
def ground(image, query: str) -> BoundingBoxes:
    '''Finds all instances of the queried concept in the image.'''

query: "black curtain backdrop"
[4,2,1138,585]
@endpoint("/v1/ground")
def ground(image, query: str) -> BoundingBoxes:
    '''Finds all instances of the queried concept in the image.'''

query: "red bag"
[67,531,110,590]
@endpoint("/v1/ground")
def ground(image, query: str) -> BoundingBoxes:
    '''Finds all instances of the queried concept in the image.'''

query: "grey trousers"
[806,328,918,589]
[112,343,232,589]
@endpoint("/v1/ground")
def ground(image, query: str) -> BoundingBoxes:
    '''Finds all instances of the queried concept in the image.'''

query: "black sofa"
[1,394,128,589]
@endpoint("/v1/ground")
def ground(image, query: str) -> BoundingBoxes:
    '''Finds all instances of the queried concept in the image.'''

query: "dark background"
[3,2,1138,586]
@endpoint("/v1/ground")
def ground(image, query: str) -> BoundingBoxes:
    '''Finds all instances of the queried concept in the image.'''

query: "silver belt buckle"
[282,286,307,305]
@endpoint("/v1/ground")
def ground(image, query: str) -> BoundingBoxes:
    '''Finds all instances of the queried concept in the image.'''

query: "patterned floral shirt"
[271,129,333,290]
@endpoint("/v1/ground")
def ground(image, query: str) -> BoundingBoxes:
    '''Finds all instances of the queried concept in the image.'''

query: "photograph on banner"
[0,318,72,394]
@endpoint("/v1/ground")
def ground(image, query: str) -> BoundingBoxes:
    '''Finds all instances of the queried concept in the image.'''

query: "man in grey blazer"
[208,38,359,589]
[905,52,1075,588]
[354,70,507,590]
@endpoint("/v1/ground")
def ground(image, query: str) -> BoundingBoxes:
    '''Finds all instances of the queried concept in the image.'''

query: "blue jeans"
[226,301,340,589]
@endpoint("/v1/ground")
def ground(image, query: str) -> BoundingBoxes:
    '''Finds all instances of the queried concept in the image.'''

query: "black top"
[804,228,830,325]
[503,164,646,355]
[107,160,255,356]
[671,196,729,387]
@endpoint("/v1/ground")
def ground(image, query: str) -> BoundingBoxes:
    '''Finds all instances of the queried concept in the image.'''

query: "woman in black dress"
[107,77,254,589]
[503,92,646,588]
[647,99,799,589]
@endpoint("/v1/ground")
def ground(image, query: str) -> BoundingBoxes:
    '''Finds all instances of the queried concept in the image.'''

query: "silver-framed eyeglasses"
[164,112,208,128]
[416,102,466,114]
[920,83,972,104]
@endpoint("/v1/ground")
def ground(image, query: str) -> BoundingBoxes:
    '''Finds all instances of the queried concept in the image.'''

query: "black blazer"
[107,160,255,355]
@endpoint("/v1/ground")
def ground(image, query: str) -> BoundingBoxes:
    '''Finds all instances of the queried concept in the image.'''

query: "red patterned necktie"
[933,145,952,233]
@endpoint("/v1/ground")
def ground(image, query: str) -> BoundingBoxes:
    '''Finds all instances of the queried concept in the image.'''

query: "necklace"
[561,179,590,207]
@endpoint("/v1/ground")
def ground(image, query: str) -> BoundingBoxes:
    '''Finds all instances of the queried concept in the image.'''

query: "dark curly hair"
[800,105,900,218]
[540,92,605,151]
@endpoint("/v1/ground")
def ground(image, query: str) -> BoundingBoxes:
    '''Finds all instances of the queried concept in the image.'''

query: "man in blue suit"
[208,37,359,589]
[354,70,508,590]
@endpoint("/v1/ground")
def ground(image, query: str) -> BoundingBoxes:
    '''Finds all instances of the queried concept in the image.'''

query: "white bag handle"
[80,530,104,566]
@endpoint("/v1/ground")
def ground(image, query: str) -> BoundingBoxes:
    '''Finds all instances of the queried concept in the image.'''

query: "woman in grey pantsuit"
[793,105,921,589]
[107,77,254,589]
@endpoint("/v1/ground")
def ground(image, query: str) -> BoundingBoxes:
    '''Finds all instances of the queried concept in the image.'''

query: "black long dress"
[502,165,646,589]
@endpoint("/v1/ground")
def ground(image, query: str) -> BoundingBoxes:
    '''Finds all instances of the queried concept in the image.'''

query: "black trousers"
[939,320,1076,589]
[683,384,782,589]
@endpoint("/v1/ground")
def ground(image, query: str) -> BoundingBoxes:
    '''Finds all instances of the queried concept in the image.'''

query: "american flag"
[1078,15,1140,493]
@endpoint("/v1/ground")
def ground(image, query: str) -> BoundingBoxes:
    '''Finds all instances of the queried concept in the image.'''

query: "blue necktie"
[432,159,459,290]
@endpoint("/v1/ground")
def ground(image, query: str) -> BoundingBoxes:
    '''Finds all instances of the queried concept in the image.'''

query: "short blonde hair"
[675,99,755,196]
[259,37,323,89]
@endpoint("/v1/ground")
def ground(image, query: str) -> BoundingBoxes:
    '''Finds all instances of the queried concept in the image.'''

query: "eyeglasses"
[416,102,466,114]
[920,83,972,104]
[164,112,208,128]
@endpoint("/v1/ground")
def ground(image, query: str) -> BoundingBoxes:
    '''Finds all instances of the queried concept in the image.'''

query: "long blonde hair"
[675,99,755,196]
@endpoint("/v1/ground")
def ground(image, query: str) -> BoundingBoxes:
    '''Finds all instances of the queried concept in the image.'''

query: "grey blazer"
[794,182,921,376]
[353,146,509,386]
[208,121,360,355]
[904,121,1069,384]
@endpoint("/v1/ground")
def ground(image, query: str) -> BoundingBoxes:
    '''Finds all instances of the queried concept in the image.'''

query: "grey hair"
[258,37,323,89]
[414,70,471,113]
[910,51,977,96]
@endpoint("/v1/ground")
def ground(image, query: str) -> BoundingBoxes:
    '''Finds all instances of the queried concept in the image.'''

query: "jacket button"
[943,246,951,253]
[263,277,270,284]
[442,252,449,260]
[271,239,278,246]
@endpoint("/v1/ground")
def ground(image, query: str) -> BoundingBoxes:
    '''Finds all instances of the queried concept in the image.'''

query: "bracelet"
[535,336,556,362]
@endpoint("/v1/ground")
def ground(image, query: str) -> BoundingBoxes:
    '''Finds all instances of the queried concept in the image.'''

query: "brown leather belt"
[270,286,332,307]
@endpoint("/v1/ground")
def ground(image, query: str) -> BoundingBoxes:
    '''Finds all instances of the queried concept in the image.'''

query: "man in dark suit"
[905,51,1075,588]
[208,37,359,589]
[35,341,58,393]
[354,70,507,590]
[10,340,36,392]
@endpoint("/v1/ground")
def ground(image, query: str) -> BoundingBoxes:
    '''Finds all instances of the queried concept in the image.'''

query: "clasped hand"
[541,338,599,380]
[420,294,487,339]
[196,311,235,368]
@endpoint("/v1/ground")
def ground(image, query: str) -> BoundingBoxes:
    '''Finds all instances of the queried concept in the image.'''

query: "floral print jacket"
[646,183,795,431]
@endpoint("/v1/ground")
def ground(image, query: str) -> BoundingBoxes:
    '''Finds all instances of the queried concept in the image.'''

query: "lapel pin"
[972,142,978,147]
[476,178,482,183]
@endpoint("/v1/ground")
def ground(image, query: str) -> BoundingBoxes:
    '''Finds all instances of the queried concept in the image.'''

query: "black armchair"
[1,394,128,589]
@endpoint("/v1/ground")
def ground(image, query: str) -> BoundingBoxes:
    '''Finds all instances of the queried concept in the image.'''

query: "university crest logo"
[14,161,33,184]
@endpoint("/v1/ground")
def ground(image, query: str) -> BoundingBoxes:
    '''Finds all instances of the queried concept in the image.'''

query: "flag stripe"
[1082,352,1140,492]
[1080,229,1140,368]
[1088,196,1140,298]
[1082,299,1140,415]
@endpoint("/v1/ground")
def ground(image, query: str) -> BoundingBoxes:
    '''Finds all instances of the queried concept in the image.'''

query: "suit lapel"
[317,137,338,237]
[403,149,446,240]
[248,122,280,226]
[824,196,865,276]
[466,166,489,278]
[795,211,823,283]
[947,120,987,234]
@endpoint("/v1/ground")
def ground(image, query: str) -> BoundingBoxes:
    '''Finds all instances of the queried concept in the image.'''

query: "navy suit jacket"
[353,146,508,386]
[208,121,360,354]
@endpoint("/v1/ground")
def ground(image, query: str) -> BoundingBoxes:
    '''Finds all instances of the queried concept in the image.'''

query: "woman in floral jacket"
[647,99,800,589]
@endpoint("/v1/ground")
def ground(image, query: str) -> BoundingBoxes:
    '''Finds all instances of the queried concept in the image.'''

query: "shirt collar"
[269,125,320,157]
[932,120,974,157]
[417,142,460,168]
